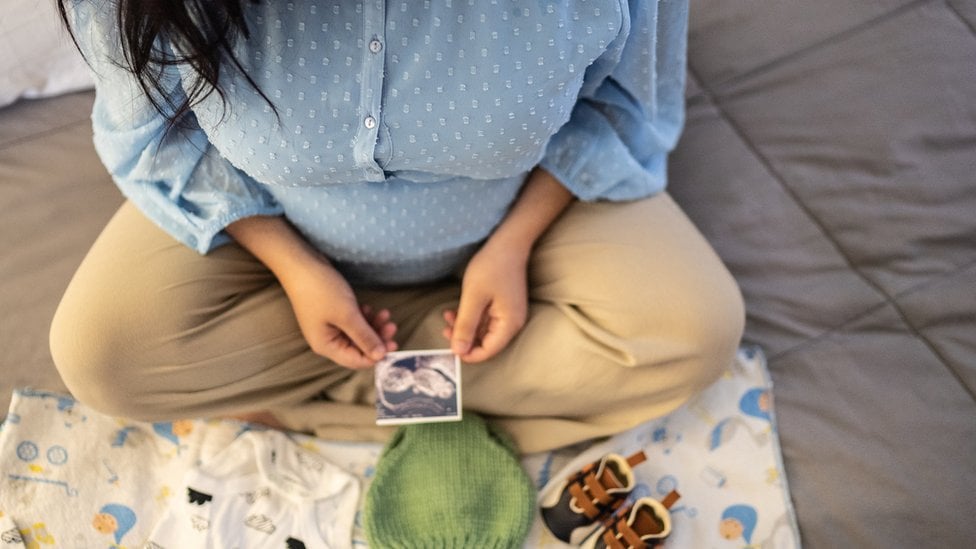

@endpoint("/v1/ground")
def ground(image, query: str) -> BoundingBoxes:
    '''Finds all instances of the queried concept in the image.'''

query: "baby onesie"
[145,430,359,549]
[0,512,26,548]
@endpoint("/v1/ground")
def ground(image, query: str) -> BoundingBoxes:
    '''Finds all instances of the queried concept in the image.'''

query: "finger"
[338,310,387,362]
[463,320,518,363]
[372,308,391,324]
[367,308,392,334]
[331,344,376,369]
[442,309,457,327]
[368,309,398,350]
[451,292,489,356]
[442,310,456,342]
[318,330,377,369]
[380,321,397,343]
[441,309,457,341]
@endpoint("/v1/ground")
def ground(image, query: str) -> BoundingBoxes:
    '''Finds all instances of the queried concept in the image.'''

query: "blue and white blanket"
[0,346,799,548]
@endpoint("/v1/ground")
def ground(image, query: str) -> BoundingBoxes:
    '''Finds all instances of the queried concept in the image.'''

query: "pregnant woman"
[52,1,742,544]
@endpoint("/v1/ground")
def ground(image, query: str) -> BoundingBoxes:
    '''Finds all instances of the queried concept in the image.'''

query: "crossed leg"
[51,193,743,452]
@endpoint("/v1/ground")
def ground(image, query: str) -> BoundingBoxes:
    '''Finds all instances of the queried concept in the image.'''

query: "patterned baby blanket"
[0,346,799,548]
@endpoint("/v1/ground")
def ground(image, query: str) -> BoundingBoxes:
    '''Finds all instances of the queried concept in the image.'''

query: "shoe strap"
[661,489,680,509]
[602,519,648,549]
[565,451,648,520]
[568,471,612,518]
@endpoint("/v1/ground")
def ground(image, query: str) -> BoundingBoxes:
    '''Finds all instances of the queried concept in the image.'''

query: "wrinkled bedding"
[1,1,974,547]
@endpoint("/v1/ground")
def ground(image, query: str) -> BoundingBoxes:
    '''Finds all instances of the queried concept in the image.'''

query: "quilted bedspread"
[1,1,974,547]
[666,1,976,547]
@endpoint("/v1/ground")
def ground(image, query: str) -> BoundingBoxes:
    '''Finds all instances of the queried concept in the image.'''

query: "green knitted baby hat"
[364,413,535,549]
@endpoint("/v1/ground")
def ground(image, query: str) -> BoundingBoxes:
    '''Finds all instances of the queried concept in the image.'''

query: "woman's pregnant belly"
[267,174,525,286]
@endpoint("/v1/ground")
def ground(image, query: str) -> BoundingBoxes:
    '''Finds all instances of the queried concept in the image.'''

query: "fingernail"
[371,346,386,360]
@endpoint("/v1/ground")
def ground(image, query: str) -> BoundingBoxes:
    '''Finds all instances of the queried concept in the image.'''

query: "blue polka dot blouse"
[69,0,688,285]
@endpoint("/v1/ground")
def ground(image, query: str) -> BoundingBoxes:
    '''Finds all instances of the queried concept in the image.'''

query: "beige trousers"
[50,193,743,453]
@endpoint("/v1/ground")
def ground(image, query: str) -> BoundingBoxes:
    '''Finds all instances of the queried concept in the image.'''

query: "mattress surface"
[1,1,974,547]
[669,1,976,547]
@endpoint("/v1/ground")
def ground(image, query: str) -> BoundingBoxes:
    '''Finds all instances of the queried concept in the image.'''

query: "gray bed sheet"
[0,92,122,411]
[1,1,974,547]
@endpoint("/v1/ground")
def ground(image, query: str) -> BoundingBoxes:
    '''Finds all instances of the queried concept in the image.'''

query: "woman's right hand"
[226,215,396,369]
[278,258,397,369]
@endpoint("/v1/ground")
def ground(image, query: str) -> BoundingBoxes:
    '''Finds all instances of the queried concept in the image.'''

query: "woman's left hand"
[443,241,529,363]
[444,166,573,363]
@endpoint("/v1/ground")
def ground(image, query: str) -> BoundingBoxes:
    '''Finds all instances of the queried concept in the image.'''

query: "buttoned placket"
[354,0,387,182]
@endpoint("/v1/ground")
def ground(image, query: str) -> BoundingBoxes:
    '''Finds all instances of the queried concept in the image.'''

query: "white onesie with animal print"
[144,430,359,549]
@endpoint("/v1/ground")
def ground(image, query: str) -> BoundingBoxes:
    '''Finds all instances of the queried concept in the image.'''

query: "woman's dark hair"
[57,0,275,125]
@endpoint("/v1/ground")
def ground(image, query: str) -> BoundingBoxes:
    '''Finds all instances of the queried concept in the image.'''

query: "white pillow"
[0,1,94,108]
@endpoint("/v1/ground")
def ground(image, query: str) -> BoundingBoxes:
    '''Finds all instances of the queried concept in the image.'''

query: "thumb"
[451,290,488,356]
[339,310,387,361]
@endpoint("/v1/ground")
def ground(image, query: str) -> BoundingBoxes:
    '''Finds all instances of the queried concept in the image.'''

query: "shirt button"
[364,116,377,129]
[368,39,383,54]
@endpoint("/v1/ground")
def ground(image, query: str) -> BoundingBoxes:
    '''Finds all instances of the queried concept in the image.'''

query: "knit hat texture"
[364,413,535,549]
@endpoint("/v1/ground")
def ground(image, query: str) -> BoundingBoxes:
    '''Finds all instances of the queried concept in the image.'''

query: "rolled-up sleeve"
[69,1,282,254]
[540,0,688,201]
